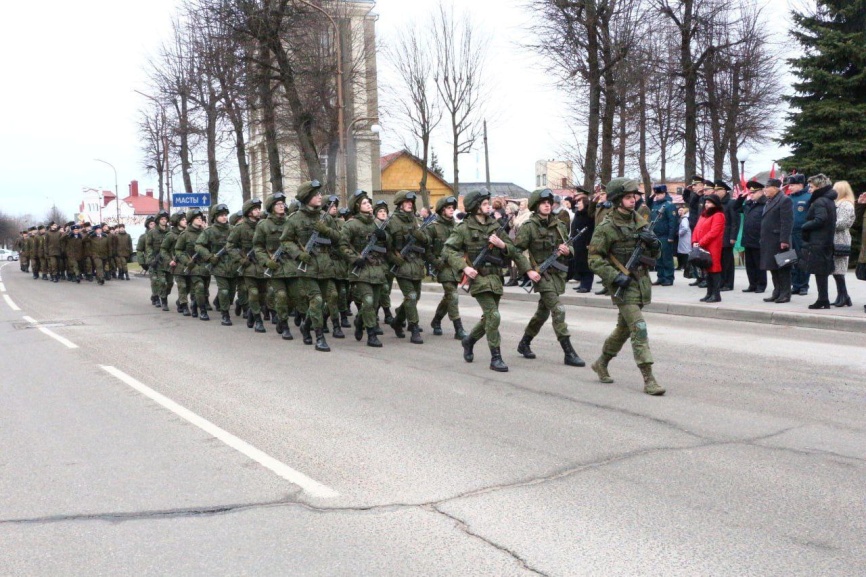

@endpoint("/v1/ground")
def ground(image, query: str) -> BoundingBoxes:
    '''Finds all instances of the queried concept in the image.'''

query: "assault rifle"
[389,213,437,274]
[612,211,662,300]
[459,216,509,293]
[351,213,394,277]
[183,252,200,275]
[263,246,286,278]
[237,248,256,275]
[206,247,227,274]
[298,199,337,273]
[522,227,589,293]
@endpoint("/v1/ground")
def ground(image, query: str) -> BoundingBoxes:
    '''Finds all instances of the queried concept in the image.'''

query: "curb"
[419,283,866,334]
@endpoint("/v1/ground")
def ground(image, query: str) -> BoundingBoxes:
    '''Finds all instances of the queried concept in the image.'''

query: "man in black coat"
[734,180,768,293]
[800,173,838,308]
[713,180,739,290]
[760,178,794,303]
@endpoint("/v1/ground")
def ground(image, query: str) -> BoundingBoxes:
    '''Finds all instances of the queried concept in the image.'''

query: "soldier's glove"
[412,229,427,241]
[313,221,330,234]
[374,228,387,241]
[265,259,279,271]
[612,273,632,289]
[297,252,312,264]
[353,258,366,269]
[637,231,661,250]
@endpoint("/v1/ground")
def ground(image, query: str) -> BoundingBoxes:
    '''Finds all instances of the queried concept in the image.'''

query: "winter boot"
[462,335,477,363]
[409,323,423,344]
[198,305,210,321]
[453,319,467,340]
[161,298,170,312]
[262,307,270,322]
[374,323,384,335]
[314,328,330,352]
[181,303,191,317]
[300,317,313,345]
[190,302,199,319]
[234,301,243,317]
[390,317,406,339]
[383,308,395,327]
[204,300,213,312]
[221,311,232,326]
[253,313,266,333]
[246,309,255,328]
[431,316,443,336]
[340,311,351,328]
[489,346,509,372]
[639,364,665,396]
[559,336,586,367]
[331,317,345,338]
[125,272,130,280]
[591,354,614,383]
[353,315,364,341]
[517,334,536,359]
[280,319,293,340]
[366,327,382,348]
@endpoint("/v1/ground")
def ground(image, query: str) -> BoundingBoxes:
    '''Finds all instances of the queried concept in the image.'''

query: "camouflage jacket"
[588,208,659,305]
[226,217,263,278]
[196,221,236,278]
[387,210,429,281]
[514,213,573,295]
[175,224,208,276]
[253,214,290,278]
[339,213,389,285]
[280,205,339,279]
[426,215,460,283]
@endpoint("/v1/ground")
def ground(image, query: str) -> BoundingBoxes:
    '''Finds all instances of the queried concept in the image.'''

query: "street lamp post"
[94,159,119,224]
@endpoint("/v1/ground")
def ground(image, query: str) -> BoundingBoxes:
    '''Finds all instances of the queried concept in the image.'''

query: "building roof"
[379,150,454,193]
[457,182,532,198]
[122,194,169,215]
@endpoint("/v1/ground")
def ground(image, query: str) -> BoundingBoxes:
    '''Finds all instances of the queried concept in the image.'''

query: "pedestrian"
[426,195,467,340]
[676,208,691,273]
[857,192,866,313]
[760,178,794,303]
[682,176,711,288]
[570,193,595,292]
[587,178,665,396]
[712,180,738,291]
[788,174,812,295]
[649,185,678,286]
[386,190,429,344]
[692,193,725,303]
[799,174,837,309]
[513,188,585,367]
[831,181,856,307]
[734,181,768,293]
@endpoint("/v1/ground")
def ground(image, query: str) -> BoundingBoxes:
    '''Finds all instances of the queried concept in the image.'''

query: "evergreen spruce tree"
[779,0,866,191]
[429,149,445,179]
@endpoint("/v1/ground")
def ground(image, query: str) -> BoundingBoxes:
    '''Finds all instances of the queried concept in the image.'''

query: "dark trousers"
[770,268,792,299]
[791,233,810,291]
[577,272,594,291]
[656,241,675,284]
[743,247,767,290]
[721,246,735,289]
[676,252,689,270]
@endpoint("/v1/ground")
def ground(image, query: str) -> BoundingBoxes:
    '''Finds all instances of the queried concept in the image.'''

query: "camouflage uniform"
[227,199,266,331]
[254,194,292,337]
[146,213,171,309]
[588,178,665,396]
[426,195,466,340]
[175,209,209,319]
[89,228,111,284]
[159,213,186,311]
[386,190,430,344]
[65,227,84,281]
[197,205,238,326]
[115,228,133,279]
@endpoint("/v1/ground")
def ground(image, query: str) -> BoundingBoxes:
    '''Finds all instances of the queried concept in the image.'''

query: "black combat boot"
[97,278,104,285]
[409,323,424,344]
[234,300,243,317]
[322,313,330,333]
[294,313,303,327]
[190,302,199,319]
[354,315,364,341]
[489,347,509,372]
[431,316,443,336]
[314,328,330,352]
[86,274,93,282]
[374,323,384,335]
[52,275,58,283]
[150,295,159,307]
[280,320,293,340]
[221,311,232,326]
[253,313,266,333]
[559,336,586,367]
[204,300,213,311]
[340,311,351,328]
[125,272,130,280]
[161,297,169,312]
[33,271,39,279]
[74,275,80,284]
[181,303,191,316]
[176,300,183,313]
[390,317,406,339]
[331,318,345,338]
[242,306,250,319]
[453,319,467,340]
[462,335,477,363]
[300,317,313,345]
[366,327,382,348]
[198,303,210,321]
[383,308,394,326]
[517,334,536,359]
[246,309,255,328]
[262,307,270,321]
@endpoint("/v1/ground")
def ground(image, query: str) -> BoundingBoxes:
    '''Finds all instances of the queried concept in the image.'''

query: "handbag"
[834,244,852,257]
[856,262,866,281]
[688,246,712,269]
[774,249,799,269]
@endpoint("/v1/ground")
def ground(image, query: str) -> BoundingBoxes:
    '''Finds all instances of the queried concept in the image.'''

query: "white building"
[535,160,575,190]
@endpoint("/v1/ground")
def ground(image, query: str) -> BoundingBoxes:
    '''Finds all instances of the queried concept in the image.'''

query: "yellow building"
[378,150,454,208]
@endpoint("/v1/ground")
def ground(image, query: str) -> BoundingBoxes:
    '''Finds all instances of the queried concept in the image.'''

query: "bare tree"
[139,102,171,209]
[432,2,489,196]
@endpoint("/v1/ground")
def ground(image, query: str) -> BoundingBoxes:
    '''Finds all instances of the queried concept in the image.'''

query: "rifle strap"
[609,254,631,277]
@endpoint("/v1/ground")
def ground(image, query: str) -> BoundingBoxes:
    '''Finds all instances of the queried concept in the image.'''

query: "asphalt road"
[1,263,864,576]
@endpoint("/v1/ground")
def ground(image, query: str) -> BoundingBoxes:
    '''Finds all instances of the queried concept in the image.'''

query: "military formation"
[13,221,133,284]
[11,178,667,396]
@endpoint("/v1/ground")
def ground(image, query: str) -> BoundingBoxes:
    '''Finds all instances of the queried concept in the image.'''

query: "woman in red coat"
[692,194,726,302]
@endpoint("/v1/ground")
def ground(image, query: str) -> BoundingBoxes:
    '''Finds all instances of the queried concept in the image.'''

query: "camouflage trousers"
[468,292,503,348]
[394,278,422,325]
[524,289,569,339]
[351,282,381,329]
[602,303,653,366]
[235,278,249,308]
[189,275,208,307]
[245,277,268,315]
[176,274,190,304]
[335,279,350,313]
[295,277,338,330]
[268,278,297,322]
[378,273,394,310]
[433,281,461,322]
[215,276,238,312]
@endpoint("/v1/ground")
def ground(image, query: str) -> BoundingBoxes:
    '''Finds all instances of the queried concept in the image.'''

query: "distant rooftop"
[457,182,531,198]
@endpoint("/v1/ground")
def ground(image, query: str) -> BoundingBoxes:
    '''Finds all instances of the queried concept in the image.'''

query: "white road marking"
[3,294,20,311]
[0,282,5,292]
[99,365,340,499]
[21,315,78,349]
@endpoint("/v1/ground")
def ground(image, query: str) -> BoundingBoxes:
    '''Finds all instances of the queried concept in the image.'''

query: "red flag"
[770,163,776,179]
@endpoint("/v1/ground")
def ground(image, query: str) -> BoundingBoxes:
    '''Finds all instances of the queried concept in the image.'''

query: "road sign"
[172,193,212,208]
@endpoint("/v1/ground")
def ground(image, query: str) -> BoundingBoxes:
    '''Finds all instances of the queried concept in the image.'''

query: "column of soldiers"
[14,221,133,285]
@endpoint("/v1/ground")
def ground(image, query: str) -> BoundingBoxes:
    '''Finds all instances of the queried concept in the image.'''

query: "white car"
[0,249,19,261]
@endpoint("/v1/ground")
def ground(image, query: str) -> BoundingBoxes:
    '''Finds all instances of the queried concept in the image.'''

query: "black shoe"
[390,317,406,339]
[431,317,443,336]
[688,279,700,286]
[366,327,382,348]
[161,298,169,312]
[235,301,243,317]
[300,318,313,345]
[354,315,364,341]
[181,303,191,317]
[340,311,351,328]
[246,310,255,328]
[462,335,477,363]
[332,319,345,339]
[262,308,271,321]
[704,295,721,303]
[659,282,673,286]
[314,328,330,352]
[383,309,394,326]
[190,302,199,319]
[199,309,210,321]
[294,313,303,327]
[221,311,232,326]
[742,286,756,293]
[719,286,733,292]
[575,287,590,293]
[559,336,586,367]
[808,300,830,309]
[763,293,780,302]
[280,320,293,340]
[834,295,852,307]
[453,319,467,340]
[489,347,508,372]
[374,323,384,336]
[698,280,708,288]
[774,296,791,303]
[409,323,423,344]
[253,314,266,333]
[517,334,536,359]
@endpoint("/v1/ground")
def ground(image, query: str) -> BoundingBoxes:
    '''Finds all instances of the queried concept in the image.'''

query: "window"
[542,174,547,186]
[562,177,568,188]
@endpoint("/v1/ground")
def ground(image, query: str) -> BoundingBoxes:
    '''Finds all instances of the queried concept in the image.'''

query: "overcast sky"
[0,0,796,220]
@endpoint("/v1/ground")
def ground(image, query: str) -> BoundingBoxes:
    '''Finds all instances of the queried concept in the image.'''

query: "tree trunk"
[583,6,601,189]
[257,44,283,194]
[205,99,220,201]
[451,117,460,197]
[680,0,697,180]
[600,80,616,184]
[638,74,651,193]
[616,90,627,178]
[419,133,431,210]
[175,96,193,194]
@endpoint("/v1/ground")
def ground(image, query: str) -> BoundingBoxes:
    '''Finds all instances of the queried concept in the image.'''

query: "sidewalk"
[422,268,866,333]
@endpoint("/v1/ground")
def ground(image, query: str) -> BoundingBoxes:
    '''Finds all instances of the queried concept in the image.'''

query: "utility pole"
[483,120,491,191]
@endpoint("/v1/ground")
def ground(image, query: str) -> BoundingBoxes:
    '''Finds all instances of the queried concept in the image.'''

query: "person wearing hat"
[44,222,62,282]
[709,180,737,291]
[17,229,31,273]
[587,177,665,396]
[89,223,111,285]
[279,180,342,351]
[196,203,237,326]
[682,176,712,288]
[160,212,187,311]
[59,222,71,281]
[799,174,838,309]
[65,224,84,283]
[338,190,389,347]
[325,195,351,336]
[374,200,395,329]
[227,210,249,317]
[443,189,529,372]
[787,173,812,295]
[114,223,133,280]
[733,180,768,293]
[227,198,266,331]
[649,184,679,286]
[692,193,726,302]
[146,211,172,309]
[425,194,467,340]
[759,178,794,303]
[36,225,50,280]
[384,190,431,345]
[138,217,157,302]
[513,188,585,367]
[253,193,295,337]
[175,209,210,320]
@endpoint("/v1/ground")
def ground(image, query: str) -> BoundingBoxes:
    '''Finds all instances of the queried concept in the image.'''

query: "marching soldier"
[66,224,84,283]
[443,189,528,372]
[513,188,585,367]
[175,209,209,320]
[228,210,249,318]
[81,223,94,281]
[374,200,394,331]
[138,217,157,304]
[327,197,351,334]
[20,228,33,273]
[115,223,133,280]
[587,178,665,396]
[227,198,267,332]
[146,211,171,309]
[46,223,63,282]
[36,225,49,280]
[254,193,293,338]
[426,195,467,340]
[89,224,111,285]
[159,212,186,313]
[197,204,237,326]
[386,190,429,344]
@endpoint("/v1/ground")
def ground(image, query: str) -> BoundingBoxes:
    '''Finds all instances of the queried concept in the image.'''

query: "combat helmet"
[605,178,640,205]
[393,190,418,209]
[296,180,322,204]
[169,211,185,227]
[210,203,230,224]
[528,188,556,212]
[264,192,287,213]
[229,210,243,226]
[186,208,204,224]
[462,189,491,214]
[242,198,263,216]
[349,190,370,215]
[435,195,458,215]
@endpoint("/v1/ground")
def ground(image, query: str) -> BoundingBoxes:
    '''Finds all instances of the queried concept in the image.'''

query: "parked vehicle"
[0,249,19,261]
